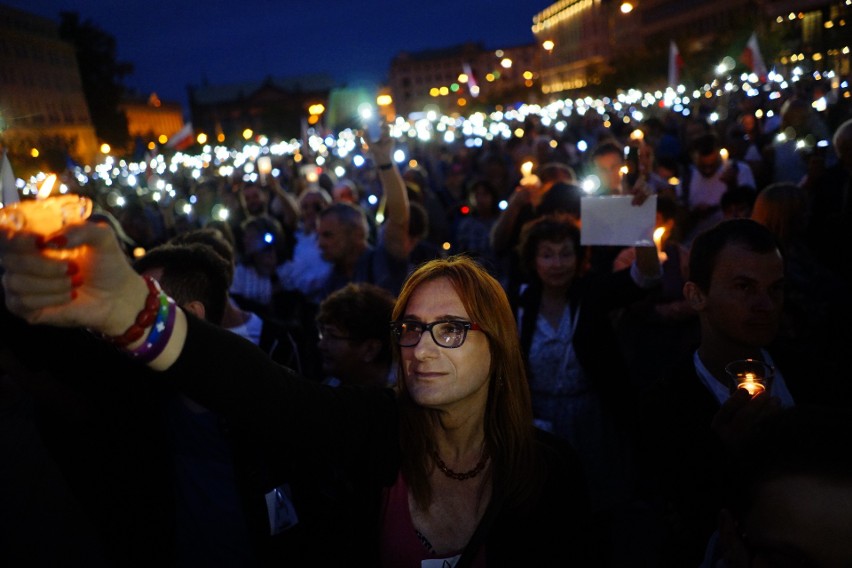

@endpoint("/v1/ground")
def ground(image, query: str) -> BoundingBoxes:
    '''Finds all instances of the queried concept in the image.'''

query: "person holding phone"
[315,123,412,302]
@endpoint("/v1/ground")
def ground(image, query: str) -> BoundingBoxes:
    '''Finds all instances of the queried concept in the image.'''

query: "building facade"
[119,92,185,147]
[0,3,98,169]
[388,42,541,117]
[533,0,850,96]
[187,75,335,143]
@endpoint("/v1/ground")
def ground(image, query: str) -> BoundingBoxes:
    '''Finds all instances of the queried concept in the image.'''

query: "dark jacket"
[517,267,649,418]
[635,343,852,566]
[168,313,595,567]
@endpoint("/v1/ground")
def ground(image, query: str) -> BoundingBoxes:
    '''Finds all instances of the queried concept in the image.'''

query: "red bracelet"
[104,276,161,347]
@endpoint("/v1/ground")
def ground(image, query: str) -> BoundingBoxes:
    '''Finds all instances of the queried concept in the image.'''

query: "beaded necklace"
[432,450,489,481]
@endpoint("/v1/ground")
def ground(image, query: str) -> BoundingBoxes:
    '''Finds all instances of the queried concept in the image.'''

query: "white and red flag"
[740,32,767,80]
[668,41,683,88]
[166,122,195,151]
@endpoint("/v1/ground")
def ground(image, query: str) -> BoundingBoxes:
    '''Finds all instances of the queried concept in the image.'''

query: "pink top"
[379,471,487,567]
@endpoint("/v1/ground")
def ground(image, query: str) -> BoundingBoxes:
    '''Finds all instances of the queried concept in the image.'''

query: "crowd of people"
[1,75,852,567]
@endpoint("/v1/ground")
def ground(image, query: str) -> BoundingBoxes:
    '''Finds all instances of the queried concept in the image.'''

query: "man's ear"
[183,300,206,321]
[683,281,706,311]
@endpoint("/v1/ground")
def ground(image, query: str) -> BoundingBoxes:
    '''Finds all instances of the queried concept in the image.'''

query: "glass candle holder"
[0,194,92,236]
[725,358,774,396]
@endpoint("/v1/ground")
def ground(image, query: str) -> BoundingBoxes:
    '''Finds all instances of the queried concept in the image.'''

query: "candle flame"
[720,148,729,161]
[520,161,534,177]
[738,372,765,395]
[36,174,57,200]
[653,226,665,247]
[630,129,644,141]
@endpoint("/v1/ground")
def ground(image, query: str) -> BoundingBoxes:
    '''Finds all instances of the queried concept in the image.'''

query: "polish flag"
[740,32,767,80]
[668,41,683,88]
[166,122,195,150]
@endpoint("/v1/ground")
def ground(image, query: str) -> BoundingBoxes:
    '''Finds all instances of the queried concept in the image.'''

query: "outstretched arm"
[267,176,300,233]
[365,125,410,260]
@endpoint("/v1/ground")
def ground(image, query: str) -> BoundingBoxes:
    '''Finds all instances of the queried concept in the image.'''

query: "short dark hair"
[536,182,582,219]
[466,178,502,216]
[316,282,396,365]
[518,214,584,279]
[170,228,236,282]
[687,218,782,291]
[318,202,369,239]
[591,139,623,160]
[133,242,231,325]
[691,133,721,157]
[204,220,237,251]
[720,185,757,214]
[239,214,292,263]
[538,162,576,185]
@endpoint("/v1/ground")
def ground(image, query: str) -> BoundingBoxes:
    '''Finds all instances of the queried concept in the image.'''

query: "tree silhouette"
[58,12,133,150]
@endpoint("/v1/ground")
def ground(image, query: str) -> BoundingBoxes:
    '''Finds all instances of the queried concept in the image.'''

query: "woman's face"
[399,278,491,414]
[534,238,577,289]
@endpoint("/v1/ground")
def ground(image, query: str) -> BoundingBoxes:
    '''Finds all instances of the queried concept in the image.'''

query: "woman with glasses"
[0,222,594,566]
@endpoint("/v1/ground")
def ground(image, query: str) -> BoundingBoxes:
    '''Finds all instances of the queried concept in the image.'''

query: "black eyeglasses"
[317,325,353,342]
[389,320,481,349]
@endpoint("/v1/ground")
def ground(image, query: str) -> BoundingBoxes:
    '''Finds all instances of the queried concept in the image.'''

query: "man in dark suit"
[634,218,849,566]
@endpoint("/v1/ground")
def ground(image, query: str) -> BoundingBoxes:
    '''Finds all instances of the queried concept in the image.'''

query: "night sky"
[5,0,553,109]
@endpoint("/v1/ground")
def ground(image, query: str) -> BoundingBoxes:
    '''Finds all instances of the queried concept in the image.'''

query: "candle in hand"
[0,174,92,236]
[653,226,668,263]
[737,372,766,395]
[520,161,540,187]
[257,156,272,183]
[725,359,773,397]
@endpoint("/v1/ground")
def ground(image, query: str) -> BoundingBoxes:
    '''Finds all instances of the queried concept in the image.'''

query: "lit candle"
[653,226,668,263]
[630,129,644,141]
[0,174,92,236]
[520,161,540,187]
[725,359,773,397]
[719,147,729,162]
[737,372,766,395]
[257,156,272,183]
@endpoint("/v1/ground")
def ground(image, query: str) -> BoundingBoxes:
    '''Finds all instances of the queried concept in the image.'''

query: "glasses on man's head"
[389,320,481,349]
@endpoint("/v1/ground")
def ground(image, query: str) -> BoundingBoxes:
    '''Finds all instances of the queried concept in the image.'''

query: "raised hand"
[0,221,147,336]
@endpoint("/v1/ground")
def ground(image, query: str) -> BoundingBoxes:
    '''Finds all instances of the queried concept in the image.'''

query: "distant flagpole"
[0,149,19,205]
[740,32,768,80]
[668,41,683,88]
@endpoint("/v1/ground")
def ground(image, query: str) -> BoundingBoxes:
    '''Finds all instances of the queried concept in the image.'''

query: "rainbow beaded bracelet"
[125,294,176,364]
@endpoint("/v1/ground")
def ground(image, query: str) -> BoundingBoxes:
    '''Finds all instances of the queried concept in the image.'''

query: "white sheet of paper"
[580,195,657,246]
